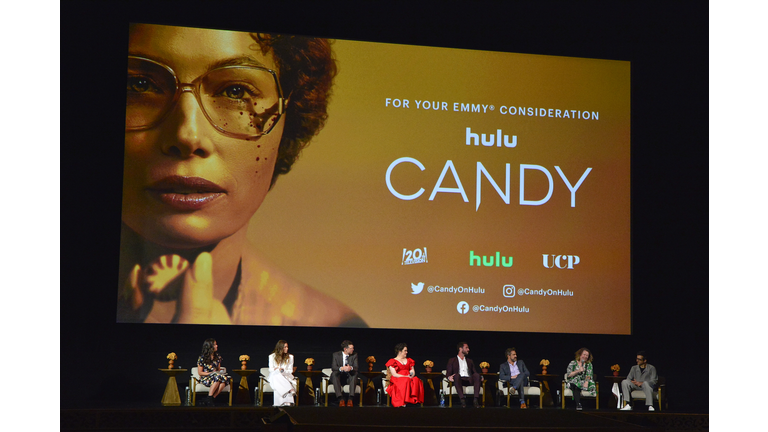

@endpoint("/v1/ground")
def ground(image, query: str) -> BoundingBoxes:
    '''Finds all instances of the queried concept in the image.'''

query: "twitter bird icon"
[411,282,424,294]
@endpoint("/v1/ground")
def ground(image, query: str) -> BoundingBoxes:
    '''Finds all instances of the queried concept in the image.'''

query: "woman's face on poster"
[123,24,284,249]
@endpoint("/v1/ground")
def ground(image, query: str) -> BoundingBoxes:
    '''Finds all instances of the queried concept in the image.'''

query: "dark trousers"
[330,371,357,401]
[504,373,528,404]
[454,373,481,400]
[569,383,583,405]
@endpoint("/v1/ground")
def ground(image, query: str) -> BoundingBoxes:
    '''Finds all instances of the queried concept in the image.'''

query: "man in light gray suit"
[330,340,358,407]
[499,347,530,409]
[620,351,658,411]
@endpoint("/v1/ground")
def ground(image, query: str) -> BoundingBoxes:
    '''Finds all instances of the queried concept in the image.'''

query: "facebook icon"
[457,301,469,314]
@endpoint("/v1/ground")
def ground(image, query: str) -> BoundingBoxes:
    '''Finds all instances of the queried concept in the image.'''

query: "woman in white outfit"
[268,340,297,406]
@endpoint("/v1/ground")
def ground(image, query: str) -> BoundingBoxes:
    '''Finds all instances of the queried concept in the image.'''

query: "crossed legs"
[508,374,527,405]
[209,380,225,398]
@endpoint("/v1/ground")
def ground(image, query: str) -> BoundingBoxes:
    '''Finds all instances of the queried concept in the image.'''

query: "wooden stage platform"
[61,405,708,432]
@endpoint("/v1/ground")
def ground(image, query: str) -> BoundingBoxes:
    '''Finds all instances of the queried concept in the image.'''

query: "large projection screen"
[118,24,630,334]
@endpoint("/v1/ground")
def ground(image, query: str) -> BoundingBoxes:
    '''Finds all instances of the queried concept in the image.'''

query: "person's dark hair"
[505,347,517,358]
[201,338,217,363]
[272,340,290,365]
[637,350,647,360]
[457,342,468,352]
[341,340,353,350]
[250,34,338,188]
[574,347,593,363]
[394,342,408,355]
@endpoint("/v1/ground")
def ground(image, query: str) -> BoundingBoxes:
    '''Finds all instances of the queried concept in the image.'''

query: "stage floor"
[61,405,708,432]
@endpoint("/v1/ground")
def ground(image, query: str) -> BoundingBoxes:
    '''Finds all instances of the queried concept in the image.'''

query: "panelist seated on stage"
[498,347,530,409]
[268,340,297,406]
[445,342,483,408]
[196,338,229,406]
[385,343,424,407]
[565,347,596,410]
[330,340,358,407]
[620,351,658,411]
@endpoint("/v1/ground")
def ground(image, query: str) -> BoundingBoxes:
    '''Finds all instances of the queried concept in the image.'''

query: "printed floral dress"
[565,361,596,393]
[197,354,229,386]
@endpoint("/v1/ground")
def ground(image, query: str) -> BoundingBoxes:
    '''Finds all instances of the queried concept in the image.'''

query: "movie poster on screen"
[120,25,630,334]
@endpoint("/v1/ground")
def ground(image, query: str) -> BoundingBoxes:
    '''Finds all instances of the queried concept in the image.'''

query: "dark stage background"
[61,0,708,412]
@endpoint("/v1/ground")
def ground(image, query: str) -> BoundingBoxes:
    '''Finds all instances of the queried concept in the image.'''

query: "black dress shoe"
[473,398,480,408]
[460,399,467,408]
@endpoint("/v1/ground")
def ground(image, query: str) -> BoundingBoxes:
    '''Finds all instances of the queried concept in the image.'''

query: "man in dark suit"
[445,342,482,407]
[330,340,358,407]
[498,347,530,408]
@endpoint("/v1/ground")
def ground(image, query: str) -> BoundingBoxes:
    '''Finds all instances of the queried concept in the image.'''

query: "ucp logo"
[542,254,580,269]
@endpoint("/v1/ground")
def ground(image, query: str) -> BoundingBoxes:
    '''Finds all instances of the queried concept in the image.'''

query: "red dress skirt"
[385,358,424,407]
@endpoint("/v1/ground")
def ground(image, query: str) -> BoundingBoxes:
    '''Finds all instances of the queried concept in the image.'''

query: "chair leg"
[228,378,233,406]
[540,382,543,409]
[561,382,565,409]
[657,388,662,411]
[595,382,599,410]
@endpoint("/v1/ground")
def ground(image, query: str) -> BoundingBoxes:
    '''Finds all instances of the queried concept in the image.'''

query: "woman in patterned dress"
[197,338,229,406]
[565,347,596,410]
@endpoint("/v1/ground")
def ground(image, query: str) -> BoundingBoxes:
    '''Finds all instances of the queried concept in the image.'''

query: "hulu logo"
[469,251,513,267]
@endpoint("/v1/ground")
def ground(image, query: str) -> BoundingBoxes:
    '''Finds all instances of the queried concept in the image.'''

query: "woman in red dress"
[385,343,424,407]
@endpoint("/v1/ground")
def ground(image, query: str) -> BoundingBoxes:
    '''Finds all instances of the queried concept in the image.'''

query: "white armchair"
[258,367,299,406]
[189,366,233,406]
[321,368,363,406]
[625,376,665,411]
[441,370,483,407]
[561,380,599,409]
[496,373,542,408]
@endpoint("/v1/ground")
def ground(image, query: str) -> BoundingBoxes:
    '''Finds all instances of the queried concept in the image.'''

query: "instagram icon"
[503,285,516,298]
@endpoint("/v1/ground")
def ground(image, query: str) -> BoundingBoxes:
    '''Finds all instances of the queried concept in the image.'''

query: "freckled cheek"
[249,140,279,176]
[228,143,278,200]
